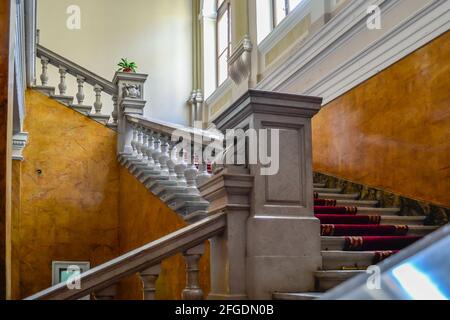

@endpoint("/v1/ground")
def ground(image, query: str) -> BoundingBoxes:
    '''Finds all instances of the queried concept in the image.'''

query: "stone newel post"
[201,90,323,299]
[113,72,148,154]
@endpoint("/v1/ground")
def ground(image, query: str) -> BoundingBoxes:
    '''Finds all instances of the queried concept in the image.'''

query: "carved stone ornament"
[122,83,142,99]
[228,35,253,85]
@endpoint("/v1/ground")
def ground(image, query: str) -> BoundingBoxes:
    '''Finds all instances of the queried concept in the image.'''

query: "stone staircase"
[274,182,439,300]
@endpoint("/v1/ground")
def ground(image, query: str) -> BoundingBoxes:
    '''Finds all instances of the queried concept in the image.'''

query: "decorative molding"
[205,77,232,107]
[122,83,142,99]
[258,0,313,54]
[304,0,450,104]
[256,0,450,106]
[228,35,253,85]
[12,132,29,161]
[256,0,389,91]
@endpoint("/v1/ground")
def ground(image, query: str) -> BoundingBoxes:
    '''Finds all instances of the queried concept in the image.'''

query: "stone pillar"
[212,90,323,299]
[199,166,253,300]
[112,72,148,154]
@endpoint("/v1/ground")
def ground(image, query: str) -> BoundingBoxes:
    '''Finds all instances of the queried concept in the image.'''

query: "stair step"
[322,251,388,270]
[380,216,426,226]
[313,183,326,188]
[51,94,74,106]
[318,193,360,200]
[336,199,379,207]
[315,270,365,291]
[356,207,400,215]
[33,85,55,96]
[89,113,110,125]
[322,235,424,251]
[405,225,438,236]
[70,104,92,115]
[314,187,342,194]
[273,292,322,300]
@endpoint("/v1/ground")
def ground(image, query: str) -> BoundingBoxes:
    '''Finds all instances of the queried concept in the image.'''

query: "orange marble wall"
[14,90,120,298]
[117,167,210,300]
[312,31,450,207]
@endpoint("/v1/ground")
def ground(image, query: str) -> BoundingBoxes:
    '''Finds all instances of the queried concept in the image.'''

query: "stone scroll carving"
[228,35,253,85]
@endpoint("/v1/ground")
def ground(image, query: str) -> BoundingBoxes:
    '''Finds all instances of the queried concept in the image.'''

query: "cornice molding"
[12,132,29,161]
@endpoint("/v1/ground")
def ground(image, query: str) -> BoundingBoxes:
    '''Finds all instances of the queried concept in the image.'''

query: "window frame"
[215,0,231,88]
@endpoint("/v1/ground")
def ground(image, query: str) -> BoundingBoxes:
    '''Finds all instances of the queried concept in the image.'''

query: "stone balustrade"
[35,44,118,127]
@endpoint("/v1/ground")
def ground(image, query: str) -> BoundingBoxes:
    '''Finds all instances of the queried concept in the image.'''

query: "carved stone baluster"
[182,244,204,300]
[139,265,161,300]
[146,131,155,167]
[175,148,187,186]
[76,76,85,105]
[158,136,170,175]
[111,95,118,124]
[184,149,199,194]
[94,284,118,300]
[136,126,144,160]
[167,142,178,180]
[58,66,67,95]
[93,85,103,114]
[131,125,139,157]
[196,161,211,187]
[40,57,49,86]
[141,129,149,163]
[152,133,162,170]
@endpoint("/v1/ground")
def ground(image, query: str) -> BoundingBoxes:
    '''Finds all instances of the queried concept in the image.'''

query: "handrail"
[127,115,224,143]
[36,44,117,95]
[26,212,227,300]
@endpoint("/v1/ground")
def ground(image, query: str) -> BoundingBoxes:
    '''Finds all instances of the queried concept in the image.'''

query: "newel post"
[112,72,148,155]
[205,90,323,299]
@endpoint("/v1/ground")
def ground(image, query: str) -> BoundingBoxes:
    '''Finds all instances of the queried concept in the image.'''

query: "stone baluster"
[141,129,149,163]
[94,284,118,300]
[196,160,211,187]
[146,131,155,167]
[136,126,144,160]
[181,244,204,300]
[58,66,67,95]
[93,85,103,114]
[151,133,162,170]
[175,148,187,186]
[184,148,199,194]
[167,142,178,180]
[111,96,118,124]
[76,76,85,105]
[131,125,139,157]
[158,135,170,175]
[40,57,49,86]
[139,265,161,300]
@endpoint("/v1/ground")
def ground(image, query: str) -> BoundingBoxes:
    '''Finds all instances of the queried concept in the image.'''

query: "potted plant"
[117,58,138,73]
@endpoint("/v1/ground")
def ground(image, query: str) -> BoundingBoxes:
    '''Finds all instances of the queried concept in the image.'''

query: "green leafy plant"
[117,58,138,73]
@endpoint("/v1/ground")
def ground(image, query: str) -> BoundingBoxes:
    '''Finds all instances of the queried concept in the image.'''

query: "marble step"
[170,200,209,217]
[272,292,322,300]
[313,183,326,188]
[322,251,383,270]
[379,216,426,226]
[314,187,342,194]
[51,94,74,106]
[33,85,55,96]
[89,113,111,125]
[335,199,379,207]
[315,270,365,292]
[356,207,400,215]
[70,104,92,115]
[318,192,360,200]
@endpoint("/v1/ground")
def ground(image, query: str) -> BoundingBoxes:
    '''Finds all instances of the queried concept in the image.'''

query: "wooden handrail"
[26,212,226,300]
[36,44,117,96]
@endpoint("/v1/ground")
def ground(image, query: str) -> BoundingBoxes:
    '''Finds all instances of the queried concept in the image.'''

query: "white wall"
[37,0,193,125]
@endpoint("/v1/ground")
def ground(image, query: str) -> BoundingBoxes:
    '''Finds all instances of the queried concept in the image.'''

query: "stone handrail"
[36,44,117,95]
[26,212,227,300]
[35,44,117,126]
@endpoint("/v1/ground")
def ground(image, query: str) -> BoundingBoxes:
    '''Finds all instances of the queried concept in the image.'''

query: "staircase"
[273,182,439,300]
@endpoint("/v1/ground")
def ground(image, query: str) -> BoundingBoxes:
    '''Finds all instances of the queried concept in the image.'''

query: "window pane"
[274,0,287,25]
[257,0,273,43]
[289,0,303,11]
[218,53,228,86]
[217,0,225,8]
[217,12,229,54]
